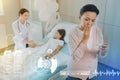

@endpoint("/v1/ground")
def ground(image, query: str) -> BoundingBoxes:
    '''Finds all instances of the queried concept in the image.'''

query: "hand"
[45,54,53,59]
[81,26,91,44]
[37,42,44,47]
[99,44,109,56]
[28,41,36,48]
[83,26,91,39]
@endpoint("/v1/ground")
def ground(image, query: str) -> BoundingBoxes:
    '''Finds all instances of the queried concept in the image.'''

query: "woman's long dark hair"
[57,29,66,42]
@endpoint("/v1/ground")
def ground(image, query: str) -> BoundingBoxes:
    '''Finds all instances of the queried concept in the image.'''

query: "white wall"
[58,0,106,24]
[99,0,120,71]
[0,0,21,34]
[0,24,7,48]
[0,0,20,46]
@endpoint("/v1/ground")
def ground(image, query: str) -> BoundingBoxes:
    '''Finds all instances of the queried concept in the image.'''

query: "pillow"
[47,21,78,43]
[60,43,70,56]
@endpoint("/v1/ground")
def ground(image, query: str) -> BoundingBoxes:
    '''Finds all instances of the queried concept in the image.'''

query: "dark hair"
[80,4,99,16]
[57,29,66,41]
[18,8,29,16]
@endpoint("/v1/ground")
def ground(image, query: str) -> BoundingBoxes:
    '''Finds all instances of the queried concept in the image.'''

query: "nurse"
[12,8,36,50]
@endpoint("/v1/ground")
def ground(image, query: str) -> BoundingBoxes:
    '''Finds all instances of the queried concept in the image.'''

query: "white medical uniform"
[12,19,32,50]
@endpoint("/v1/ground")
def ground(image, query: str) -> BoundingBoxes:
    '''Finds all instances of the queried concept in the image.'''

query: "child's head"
[54,29,66,41]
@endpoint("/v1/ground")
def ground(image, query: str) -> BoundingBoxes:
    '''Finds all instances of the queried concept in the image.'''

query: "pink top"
[68,27,104,79]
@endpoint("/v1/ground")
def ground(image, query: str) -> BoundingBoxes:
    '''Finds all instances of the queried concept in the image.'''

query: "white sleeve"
[28,24,33,41]
[58,40,64,46]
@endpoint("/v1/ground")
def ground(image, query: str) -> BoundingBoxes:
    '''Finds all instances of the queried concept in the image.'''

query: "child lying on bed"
[27,28,66,55]
[45,29,66,59]
[37,29,66,59]
[24,29,66,69]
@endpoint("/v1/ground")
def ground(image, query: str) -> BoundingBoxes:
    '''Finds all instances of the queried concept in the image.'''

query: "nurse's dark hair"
[80,4,99,16]
[57,29,66,41]
[18,8,29,16]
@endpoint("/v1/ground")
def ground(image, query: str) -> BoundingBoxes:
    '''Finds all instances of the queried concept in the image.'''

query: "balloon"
[34,0,58,21]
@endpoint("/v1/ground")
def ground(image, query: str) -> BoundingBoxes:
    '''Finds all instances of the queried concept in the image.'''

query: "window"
[0,0,4,15]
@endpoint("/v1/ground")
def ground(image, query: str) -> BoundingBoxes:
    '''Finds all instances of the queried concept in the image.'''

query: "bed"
[21,21,78,80]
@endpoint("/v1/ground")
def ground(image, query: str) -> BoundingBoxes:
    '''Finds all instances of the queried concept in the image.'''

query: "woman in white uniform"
[12,8,36,50]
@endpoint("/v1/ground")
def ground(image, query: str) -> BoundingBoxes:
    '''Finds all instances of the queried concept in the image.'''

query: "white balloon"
[34,0,58,21]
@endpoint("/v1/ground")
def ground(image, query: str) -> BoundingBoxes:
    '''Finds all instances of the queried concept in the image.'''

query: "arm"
[69,30,85,61]
[36,42,45,47]
[98,44,108,57]
[45,45,62,59]
[69,31,80,54]
[97,28,108,57]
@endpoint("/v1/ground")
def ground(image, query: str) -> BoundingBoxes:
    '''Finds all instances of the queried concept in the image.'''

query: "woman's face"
[20,12,29,21]
[54,31,61,39]
[80,11,97,29]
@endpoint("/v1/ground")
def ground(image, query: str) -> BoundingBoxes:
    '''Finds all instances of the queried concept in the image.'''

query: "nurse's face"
[20,12,29,21]
[80,11,97,28]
